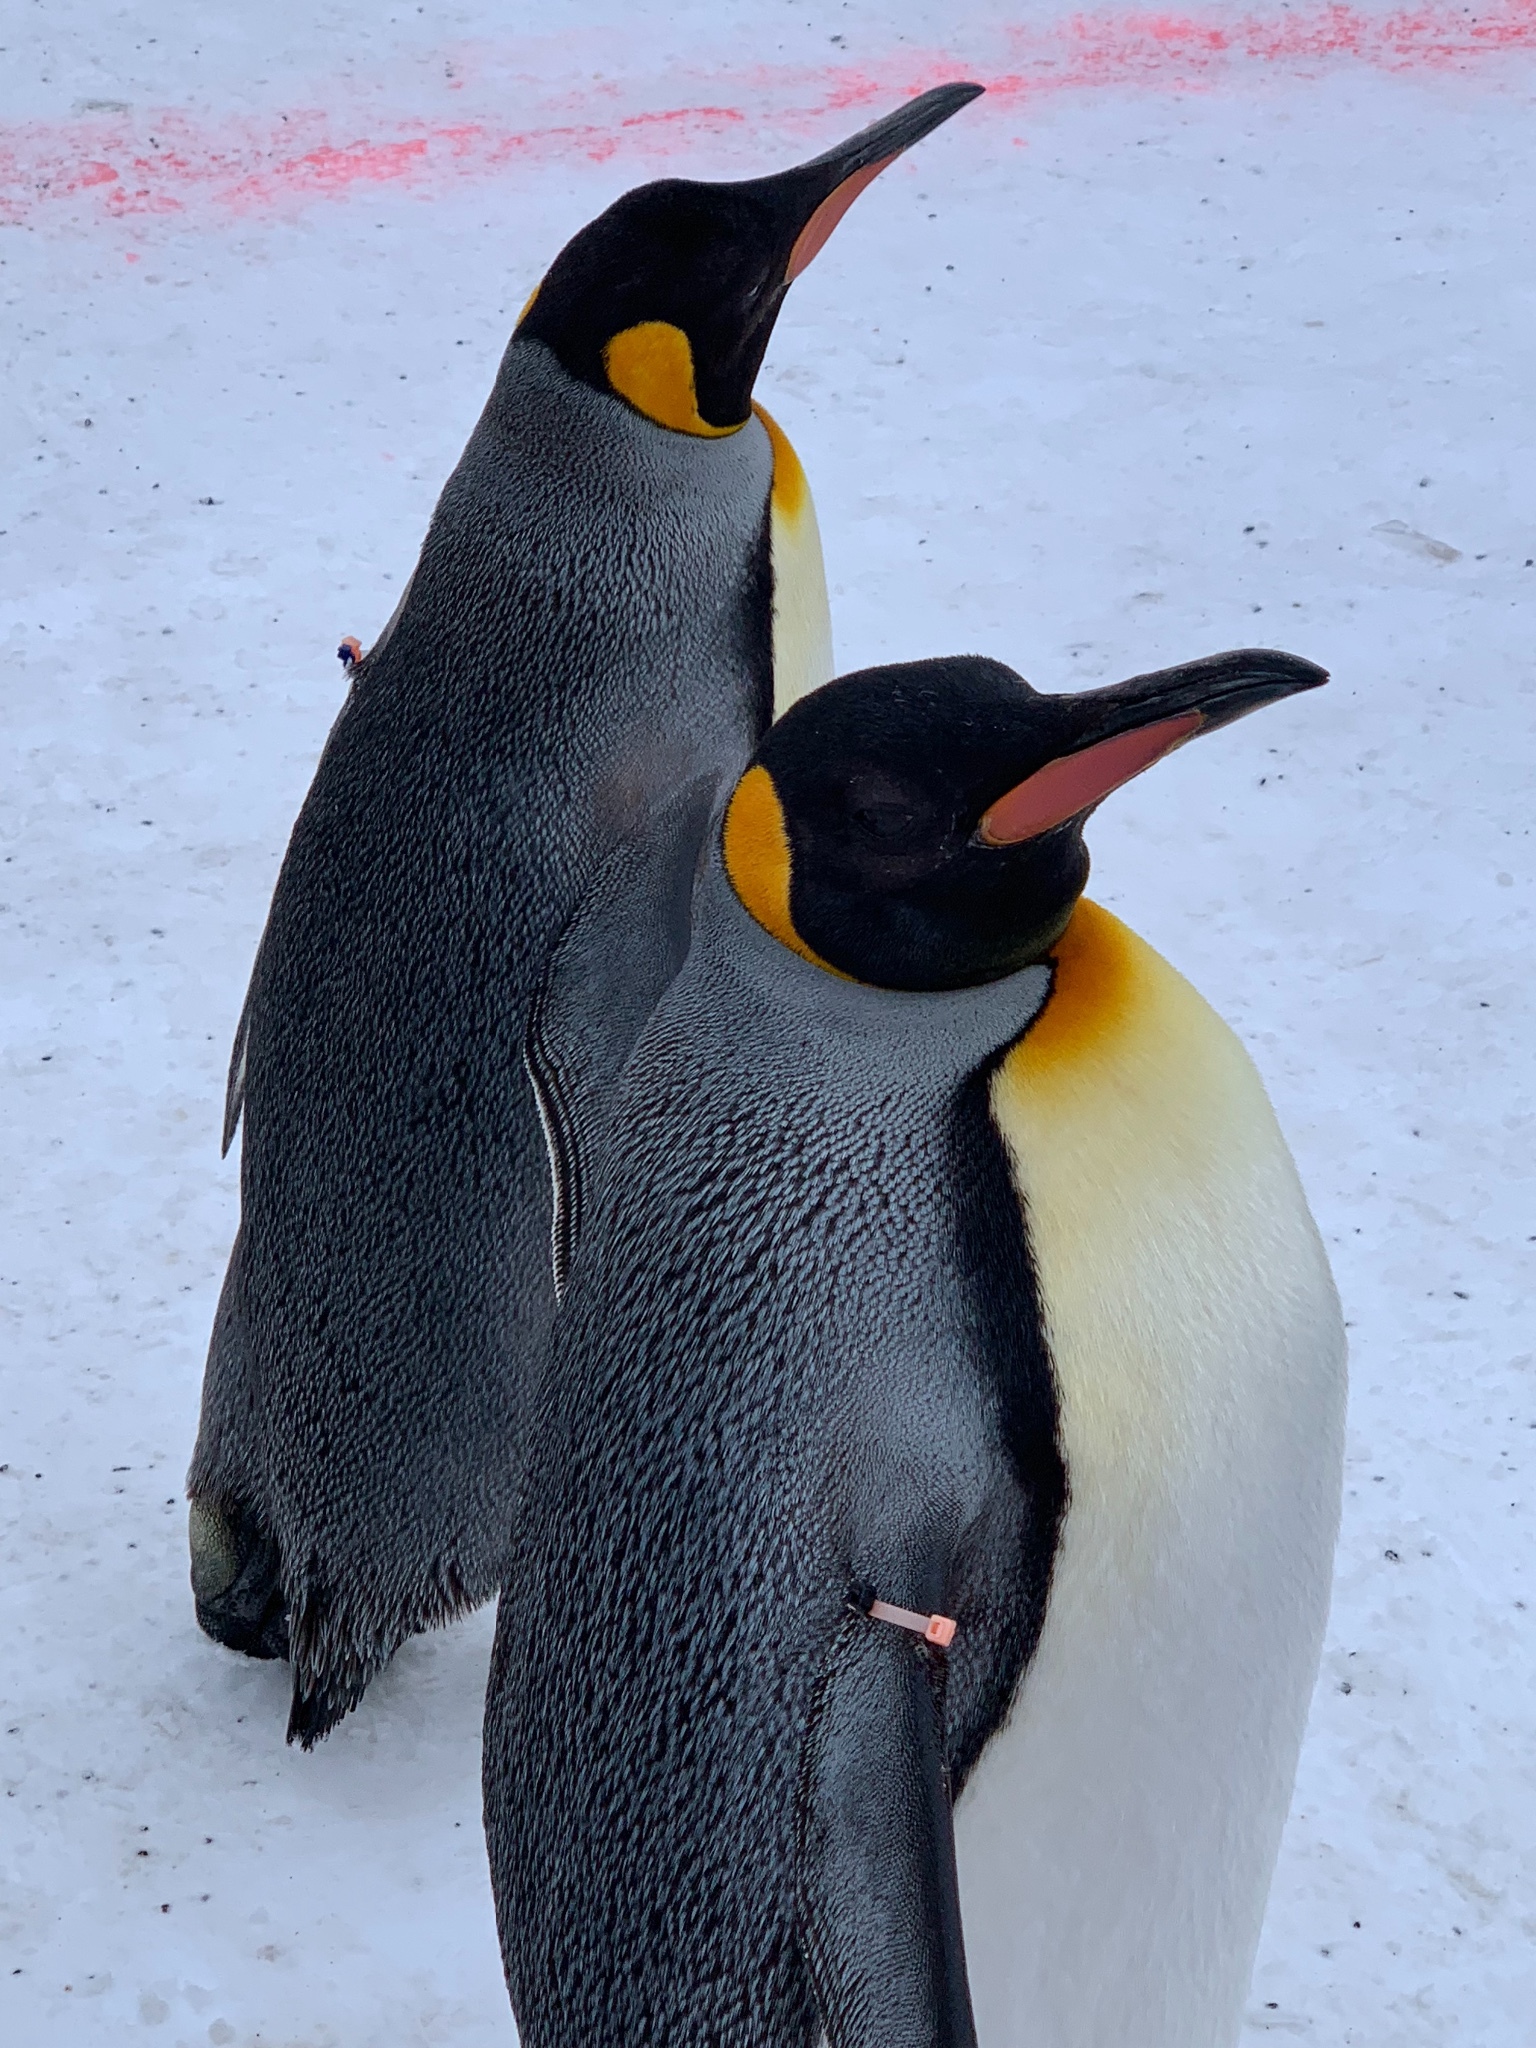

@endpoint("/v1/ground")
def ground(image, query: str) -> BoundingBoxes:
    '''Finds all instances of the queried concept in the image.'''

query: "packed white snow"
[2,4,1531,2043]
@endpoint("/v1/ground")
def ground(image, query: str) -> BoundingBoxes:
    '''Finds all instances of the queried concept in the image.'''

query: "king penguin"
[484,648,1347,2048]
[188,83,984,1745]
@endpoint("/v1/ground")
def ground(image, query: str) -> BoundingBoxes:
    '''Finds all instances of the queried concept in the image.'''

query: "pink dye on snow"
[3,1,1534,230]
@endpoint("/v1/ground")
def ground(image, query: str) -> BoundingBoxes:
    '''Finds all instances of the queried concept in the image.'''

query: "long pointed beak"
[747,83,984,285]
[979,648,1327,846]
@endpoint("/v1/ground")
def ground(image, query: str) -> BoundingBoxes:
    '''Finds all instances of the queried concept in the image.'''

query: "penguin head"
[722,649,1327,990]
[517,83,982,436]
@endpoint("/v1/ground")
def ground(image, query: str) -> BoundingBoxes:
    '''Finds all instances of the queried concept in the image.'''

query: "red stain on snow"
[4,2,1533,230]
[1002,1,1536,78]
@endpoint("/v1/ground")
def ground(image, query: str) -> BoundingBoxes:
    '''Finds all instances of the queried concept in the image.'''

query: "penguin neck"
[383,337,777,851]
[482,337,775,514]
[696,848,1054,1074]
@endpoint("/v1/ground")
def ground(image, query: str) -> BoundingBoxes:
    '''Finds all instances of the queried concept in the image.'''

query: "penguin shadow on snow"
[485,647,1347,2048]
[183,82,987,1746]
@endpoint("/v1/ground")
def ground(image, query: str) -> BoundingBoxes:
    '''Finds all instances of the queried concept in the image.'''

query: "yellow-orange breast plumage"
[955,899,1346,2048]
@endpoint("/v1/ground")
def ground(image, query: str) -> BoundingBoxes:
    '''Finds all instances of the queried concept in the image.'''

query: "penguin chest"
[953,900,1346,2048]
[753,404,834,717]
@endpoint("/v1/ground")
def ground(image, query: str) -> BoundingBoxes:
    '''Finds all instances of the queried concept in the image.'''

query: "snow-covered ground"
[3,4,1532,2043]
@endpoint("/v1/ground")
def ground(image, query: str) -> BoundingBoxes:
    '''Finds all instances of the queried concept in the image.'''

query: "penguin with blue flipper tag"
[484,646,1347,2048]
[187,83,984,1745]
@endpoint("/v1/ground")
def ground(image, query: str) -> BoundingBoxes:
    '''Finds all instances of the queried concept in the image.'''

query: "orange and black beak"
[734,645,1329,990]
[519,84,983,431]
[978,649,1328,845]
[766,82,986,288]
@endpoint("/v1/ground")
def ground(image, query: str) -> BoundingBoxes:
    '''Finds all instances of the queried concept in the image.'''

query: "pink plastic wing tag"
[868,1597,957,1650]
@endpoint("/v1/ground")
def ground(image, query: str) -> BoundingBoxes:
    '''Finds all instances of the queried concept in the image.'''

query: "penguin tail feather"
[286,1672,361,1751]
[285,1581,375,1750]
[283,1554,484,1748]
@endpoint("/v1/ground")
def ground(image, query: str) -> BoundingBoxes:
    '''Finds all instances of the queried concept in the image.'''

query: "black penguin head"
[517,83,982,435]
[722,649,1328,990]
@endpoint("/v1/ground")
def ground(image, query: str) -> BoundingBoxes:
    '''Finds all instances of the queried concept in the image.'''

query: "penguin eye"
[852,799,917,842]
[846,775,929,847]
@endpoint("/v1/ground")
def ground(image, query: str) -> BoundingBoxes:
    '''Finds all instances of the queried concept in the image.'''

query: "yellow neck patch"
[1000,898,1259,1186]
[1013,899,1139,1078]
[603,322,743,437]
[751,400,810,520]
[722,766,844,976]
[751,399,835,717]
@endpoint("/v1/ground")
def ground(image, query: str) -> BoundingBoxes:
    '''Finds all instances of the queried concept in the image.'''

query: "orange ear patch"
[602,321,744,437]
[722,766,843,975]
[979,712,1202,845]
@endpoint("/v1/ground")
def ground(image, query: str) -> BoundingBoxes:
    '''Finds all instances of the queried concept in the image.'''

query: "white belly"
[954,902,1346,2048]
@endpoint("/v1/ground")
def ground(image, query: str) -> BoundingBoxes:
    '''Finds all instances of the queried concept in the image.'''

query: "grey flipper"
[524,775,719,1297]
[798,1610,978,2048]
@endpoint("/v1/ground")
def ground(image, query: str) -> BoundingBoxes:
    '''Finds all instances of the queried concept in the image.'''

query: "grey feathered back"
[192,341,775,1741]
